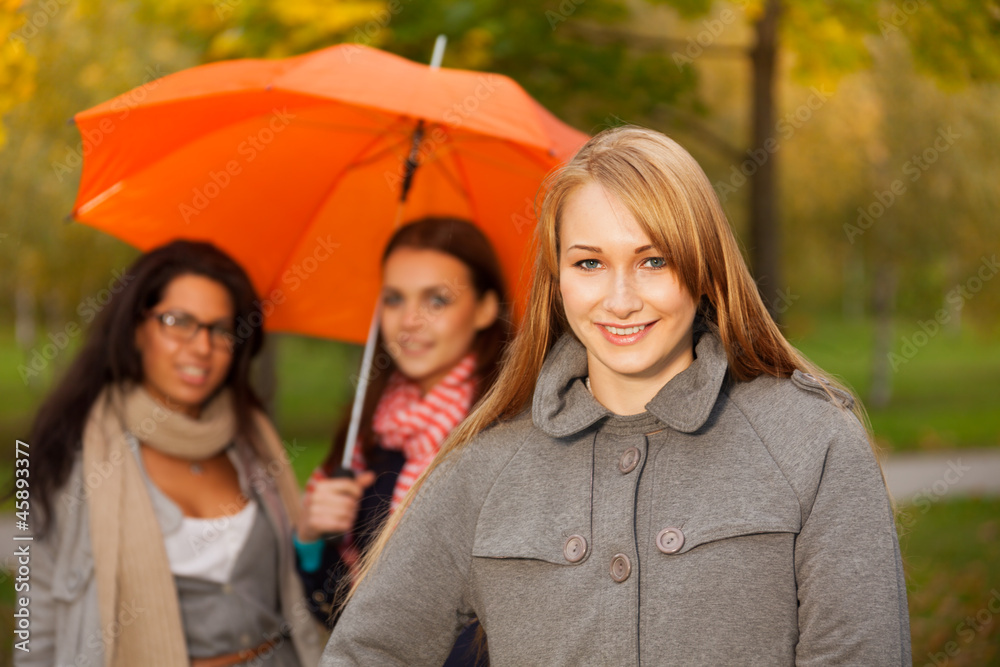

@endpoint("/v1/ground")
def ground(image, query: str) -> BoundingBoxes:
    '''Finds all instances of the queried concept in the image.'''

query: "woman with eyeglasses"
[18,240,323,667]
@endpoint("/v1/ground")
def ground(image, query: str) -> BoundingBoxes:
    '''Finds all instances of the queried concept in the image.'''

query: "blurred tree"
[125,0,701,131]
[859,38,1000,406]
[774,38,999,405]
[0,0,36,147]
[626,0,1000,318]
[0,0,195,375]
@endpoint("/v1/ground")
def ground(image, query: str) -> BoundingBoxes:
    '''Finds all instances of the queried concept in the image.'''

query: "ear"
[473,290,500,332]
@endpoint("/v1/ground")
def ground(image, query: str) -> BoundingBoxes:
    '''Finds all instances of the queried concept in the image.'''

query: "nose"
[603,270,643,320]
[400,300,424,331]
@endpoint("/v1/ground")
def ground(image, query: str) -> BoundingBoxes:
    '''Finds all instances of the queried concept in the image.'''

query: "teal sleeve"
[293,533,325,573]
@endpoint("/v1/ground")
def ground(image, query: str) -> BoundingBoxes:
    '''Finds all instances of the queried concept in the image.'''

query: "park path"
[2,448,999,571]
[880,447,1000,502]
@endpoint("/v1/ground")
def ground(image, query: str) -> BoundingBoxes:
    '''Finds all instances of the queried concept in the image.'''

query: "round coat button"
[619,447,641,474]
[610,553,631,582]
[563,535,588,563]
[656,527,685,554]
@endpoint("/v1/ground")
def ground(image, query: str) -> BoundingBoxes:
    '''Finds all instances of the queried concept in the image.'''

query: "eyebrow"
[566,244,656,254]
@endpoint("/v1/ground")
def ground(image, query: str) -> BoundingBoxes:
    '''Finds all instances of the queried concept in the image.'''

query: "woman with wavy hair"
[320,127,911,666]
[19,240,322,667]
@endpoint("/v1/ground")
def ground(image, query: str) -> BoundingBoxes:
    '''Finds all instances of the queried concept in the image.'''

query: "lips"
[178,364,210,385]
[396,340,434,356]
[596,320,656,346]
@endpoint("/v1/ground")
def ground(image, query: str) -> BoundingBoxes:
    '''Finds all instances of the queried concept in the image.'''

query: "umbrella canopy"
[72,43,588,342]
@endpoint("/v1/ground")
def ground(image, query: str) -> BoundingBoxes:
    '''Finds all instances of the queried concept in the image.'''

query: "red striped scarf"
[308,354,477,512]
[366,353,477,509]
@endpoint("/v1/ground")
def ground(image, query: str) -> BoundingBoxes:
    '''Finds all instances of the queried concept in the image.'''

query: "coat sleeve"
[793,416,911,665]
[319,441,506,667]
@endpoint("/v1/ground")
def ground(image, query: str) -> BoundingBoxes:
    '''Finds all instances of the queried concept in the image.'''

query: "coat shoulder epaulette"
[790,370,855,409]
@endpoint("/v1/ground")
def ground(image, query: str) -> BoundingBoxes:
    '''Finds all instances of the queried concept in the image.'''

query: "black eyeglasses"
[147,310,237,351]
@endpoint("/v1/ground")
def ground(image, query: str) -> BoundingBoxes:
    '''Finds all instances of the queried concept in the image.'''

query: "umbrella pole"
[337,34,448,472]
[430,34,446,69]
[339,299,382,469]
[337,200,412,471]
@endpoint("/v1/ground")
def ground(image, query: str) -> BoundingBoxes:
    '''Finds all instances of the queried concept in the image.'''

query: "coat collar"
[532,329,729,438]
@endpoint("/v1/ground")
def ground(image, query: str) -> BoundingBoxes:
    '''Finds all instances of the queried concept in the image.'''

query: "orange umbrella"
[71,42,588,342]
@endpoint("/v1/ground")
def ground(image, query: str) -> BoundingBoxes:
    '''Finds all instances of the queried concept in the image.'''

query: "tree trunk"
[15,282,36,350]
[843,252,865,320]
[254,333,279,417]
[869,262,897,408]
[944,255,962,336]
[749,0,782,318]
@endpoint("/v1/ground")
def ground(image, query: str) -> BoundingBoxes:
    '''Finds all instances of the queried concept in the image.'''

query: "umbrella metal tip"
[67,117,76,126]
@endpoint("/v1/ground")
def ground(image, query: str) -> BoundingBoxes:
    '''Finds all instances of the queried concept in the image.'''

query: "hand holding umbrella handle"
[316,466,356,544]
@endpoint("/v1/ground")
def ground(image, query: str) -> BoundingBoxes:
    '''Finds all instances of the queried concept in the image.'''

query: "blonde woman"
[319,127,911,666]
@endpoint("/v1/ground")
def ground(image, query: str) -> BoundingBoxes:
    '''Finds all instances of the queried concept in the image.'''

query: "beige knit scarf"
[81,384,302,667]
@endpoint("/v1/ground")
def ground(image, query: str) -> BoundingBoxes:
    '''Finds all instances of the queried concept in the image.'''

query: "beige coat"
[322,331,911,666]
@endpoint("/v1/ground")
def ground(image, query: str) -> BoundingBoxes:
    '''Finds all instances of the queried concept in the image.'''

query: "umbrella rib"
[448,134,557,173]
[493,137,560,172]
[413,140,468,199]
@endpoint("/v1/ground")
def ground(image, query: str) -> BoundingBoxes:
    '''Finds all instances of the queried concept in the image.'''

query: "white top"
[163,500,258,584]
[127,435,259,584]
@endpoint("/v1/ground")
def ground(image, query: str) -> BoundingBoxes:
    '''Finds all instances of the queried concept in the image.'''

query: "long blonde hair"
[346,125,882,597]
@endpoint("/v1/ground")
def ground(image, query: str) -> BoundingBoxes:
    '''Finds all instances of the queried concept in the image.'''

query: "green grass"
[900,497,1000,666]
[271,334,361,442]
[786,315,1000,451]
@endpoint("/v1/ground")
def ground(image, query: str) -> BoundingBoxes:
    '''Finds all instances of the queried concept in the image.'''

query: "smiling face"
[559,180,699,414]
[380,247,499,393]
[134,274,236,418]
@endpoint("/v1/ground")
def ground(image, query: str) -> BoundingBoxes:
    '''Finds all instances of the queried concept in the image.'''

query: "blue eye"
[643,257,667,269]
[428,293,452,309]
[382,292,402,307]
[576,259,601,271]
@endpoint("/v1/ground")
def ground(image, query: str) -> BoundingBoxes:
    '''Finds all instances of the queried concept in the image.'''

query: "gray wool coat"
[321,331,911,666]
